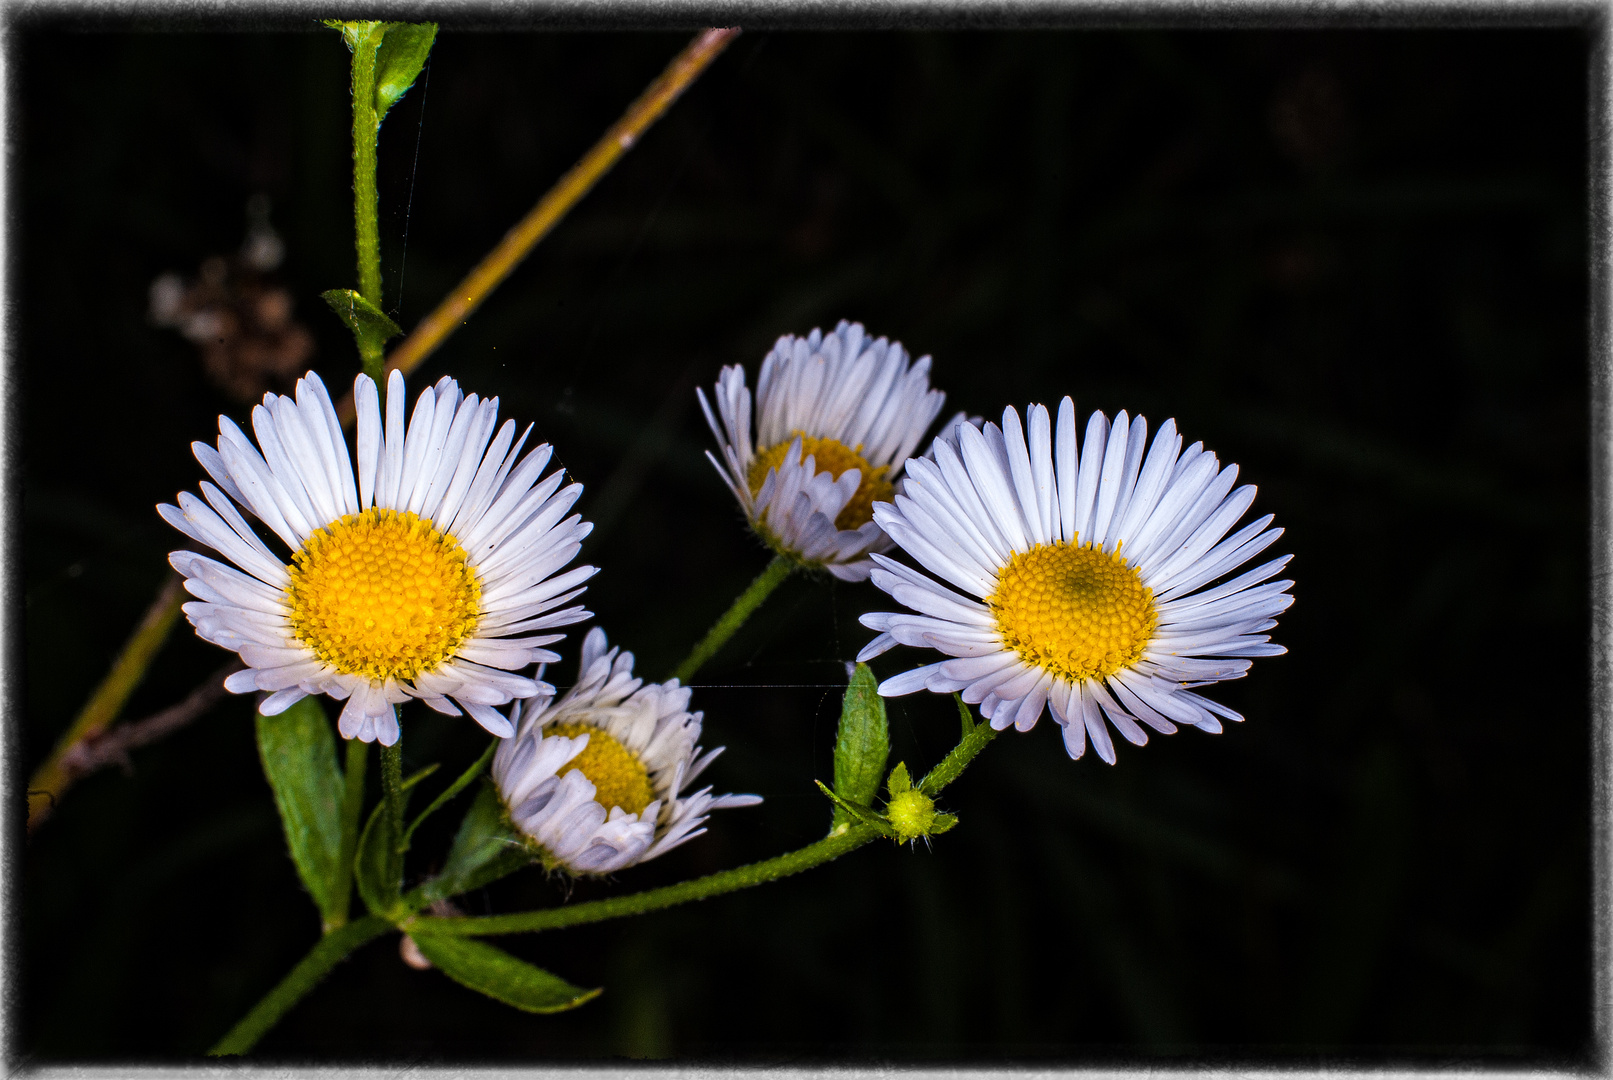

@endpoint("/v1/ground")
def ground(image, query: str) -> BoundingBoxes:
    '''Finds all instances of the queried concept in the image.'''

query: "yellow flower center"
[989,540,1158,683]
[286,508,480,684]
[550,721,655,816]
[748,433,895,531]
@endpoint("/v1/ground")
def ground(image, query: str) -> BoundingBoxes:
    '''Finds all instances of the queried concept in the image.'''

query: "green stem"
[410,824,880,938]
[347,21,386,382]
[209,915,391,1056]
[669,555,792,683]
[380,737,405,857]
[324,738,369,932]
[918,703,998,796]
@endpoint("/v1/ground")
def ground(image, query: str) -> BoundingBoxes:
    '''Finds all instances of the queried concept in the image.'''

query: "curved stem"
[409,824,881,938]
[670,555,792,683]
[208,915,391,1056]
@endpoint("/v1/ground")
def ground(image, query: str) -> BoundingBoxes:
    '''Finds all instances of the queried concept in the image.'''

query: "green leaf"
[402,740,497,854]
[373,22,437,123]
[321,288,402,362]
[407,934,601,1014]
[324,19,382,53]
[814,780,897,838]
[956,692,975,739]
[355,799,403,918]
[831,663,889,830]
[887,761,912,797]
[930,812,959,835]
[256,697,346,926]
[414,784,533,907]
[401,763,440,791]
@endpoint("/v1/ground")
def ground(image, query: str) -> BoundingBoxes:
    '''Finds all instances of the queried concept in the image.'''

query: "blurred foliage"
[17,24,1590,1063]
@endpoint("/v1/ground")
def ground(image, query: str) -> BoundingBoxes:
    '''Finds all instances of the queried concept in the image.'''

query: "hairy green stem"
[380,738,405,856]
[325,738,369,932]
[209,915,390,1056]
[410,823,880,937]
[347,22,386,381]
[670,555,792,683]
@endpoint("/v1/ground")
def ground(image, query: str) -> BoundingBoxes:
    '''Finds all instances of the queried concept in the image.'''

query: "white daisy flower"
[697,319,948,581]
[858,398,1293,764]
[159,368,597,746]
[492,627,761,876]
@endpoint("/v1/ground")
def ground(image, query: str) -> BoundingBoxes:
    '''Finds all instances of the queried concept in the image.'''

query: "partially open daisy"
[858,398,1292,763]
[491,627,760,876]
[160,369,596,746]
[697,320,947,581]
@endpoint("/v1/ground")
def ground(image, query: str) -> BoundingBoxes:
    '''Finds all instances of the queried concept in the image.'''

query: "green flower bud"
[887,788,937,842]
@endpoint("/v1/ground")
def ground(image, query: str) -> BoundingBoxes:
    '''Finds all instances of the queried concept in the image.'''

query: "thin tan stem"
[335,27,740,423]
[27,573,188,833]
[52,660,242,787]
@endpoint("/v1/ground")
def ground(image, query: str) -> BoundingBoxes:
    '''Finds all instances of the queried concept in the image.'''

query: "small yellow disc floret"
[990,540,1157,683]
[286,508,480,684]
[550,721,655,816]
[748,433,895,531]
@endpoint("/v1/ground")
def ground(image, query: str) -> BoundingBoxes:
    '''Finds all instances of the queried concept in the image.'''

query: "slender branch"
[334,27,741,423]
[51,659,241,784]
[27,573,188,833]
[670,555,792,683]
[409,824,881,938]
[327,738,370,933]
[208,915,391,1056]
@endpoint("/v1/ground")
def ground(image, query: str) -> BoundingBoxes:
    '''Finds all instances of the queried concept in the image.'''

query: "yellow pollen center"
[550,721,655,816]
[286,508,480,684]
[989,540,1158,683]
[748,433,894,530]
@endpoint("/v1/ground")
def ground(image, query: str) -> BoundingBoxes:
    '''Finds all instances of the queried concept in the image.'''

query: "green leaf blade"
[408,934,600,1014]
[415,784,533,907]
[321,288,402,361]
[831,663,889,830]
[373,23,437,123]
[355,800,403,918]
[256,698,346,926]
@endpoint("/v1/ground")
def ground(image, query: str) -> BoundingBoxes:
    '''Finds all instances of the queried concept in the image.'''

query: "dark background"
[13,22,1594,1065]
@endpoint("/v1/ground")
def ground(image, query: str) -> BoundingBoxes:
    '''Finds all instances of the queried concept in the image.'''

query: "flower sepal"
[816,762,959,846]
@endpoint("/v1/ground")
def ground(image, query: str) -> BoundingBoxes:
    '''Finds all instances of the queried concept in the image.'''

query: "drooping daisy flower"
[159,369,596,746]
[697,320,948,581]
[858,398,1292,763]
[491,627,761,876]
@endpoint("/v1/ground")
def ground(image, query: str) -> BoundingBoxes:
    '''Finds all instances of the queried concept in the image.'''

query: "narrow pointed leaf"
[887,761,912,797]
[831,662,889,830]
[373,22,437,122]
[322,288,402,360]
[815,780,897,838]
[403,740,497,852]
[355,799,404,918]
[256,697,345,925]
[414,783,534,907]
[409,933,601,1014]
[957,692,975,738]
[401,763,440,791]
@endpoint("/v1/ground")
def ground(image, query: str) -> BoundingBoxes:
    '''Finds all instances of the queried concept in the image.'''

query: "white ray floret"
[859,397,1292,764]
[697,319,951,580]
[159,369,597,746]
[491,628,761,876]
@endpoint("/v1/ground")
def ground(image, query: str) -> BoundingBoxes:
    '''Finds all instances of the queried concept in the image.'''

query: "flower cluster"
[164,324,1291,872]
